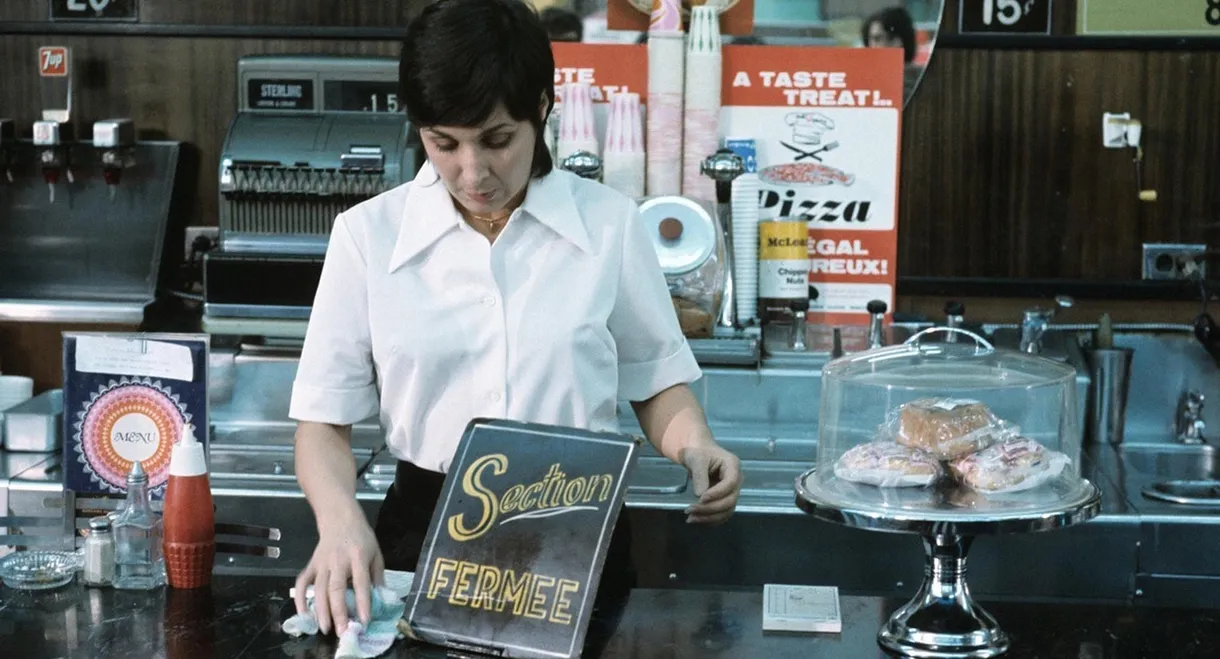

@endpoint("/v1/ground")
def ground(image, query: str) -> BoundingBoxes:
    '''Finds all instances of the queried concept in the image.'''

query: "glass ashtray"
[0,550,80,590]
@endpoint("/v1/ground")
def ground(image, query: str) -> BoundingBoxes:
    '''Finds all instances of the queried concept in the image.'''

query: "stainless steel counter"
[5,324,1219,608]
[0,442,1151,607]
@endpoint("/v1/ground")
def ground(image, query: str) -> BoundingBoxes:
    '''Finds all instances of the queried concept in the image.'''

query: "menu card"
[61,332,209,498]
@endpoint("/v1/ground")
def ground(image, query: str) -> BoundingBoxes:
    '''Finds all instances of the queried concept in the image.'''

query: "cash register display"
[323,80,400,113]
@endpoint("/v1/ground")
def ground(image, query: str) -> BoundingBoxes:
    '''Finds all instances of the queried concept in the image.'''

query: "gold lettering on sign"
[426,557,582,625]
[445,454,615,542]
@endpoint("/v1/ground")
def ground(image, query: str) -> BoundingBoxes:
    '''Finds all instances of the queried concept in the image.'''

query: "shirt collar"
[388,162,592,273]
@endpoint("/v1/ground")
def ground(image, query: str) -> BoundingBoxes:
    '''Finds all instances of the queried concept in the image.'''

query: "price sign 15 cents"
[959,0,1053,34]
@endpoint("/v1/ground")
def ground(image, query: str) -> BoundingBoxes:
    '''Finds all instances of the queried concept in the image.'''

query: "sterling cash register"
[203,56,422,328]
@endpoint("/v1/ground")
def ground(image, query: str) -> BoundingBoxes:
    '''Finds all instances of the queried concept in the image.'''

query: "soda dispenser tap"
[35,45,74,203]
[0,119,14,182]
[34,119,73,203]
[94,118,135,201]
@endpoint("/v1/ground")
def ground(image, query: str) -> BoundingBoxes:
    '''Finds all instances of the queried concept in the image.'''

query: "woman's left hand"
[678,444,743,525]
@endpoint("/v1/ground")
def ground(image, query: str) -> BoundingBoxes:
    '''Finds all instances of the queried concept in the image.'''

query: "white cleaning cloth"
[282,571,415,659]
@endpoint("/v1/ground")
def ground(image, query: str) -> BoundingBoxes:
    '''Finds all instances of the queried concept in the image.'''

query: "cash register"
[203,55,423,332]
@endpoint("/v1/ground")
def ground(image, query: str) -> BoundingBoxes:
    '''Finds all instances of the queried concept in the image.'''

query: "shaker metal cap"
[127,459,148,484]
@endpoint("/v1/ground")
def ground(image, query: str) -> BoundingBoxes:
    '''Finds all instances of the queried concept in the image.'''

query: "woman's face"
[867,21,903,50]
[420,101,543,215]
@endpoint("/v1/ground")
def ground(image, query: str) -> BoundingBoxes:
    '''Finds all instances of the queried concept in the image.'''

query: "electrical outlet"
[1103,112,1131,148]
[184,226,219,261]
[1142,243,1207,280]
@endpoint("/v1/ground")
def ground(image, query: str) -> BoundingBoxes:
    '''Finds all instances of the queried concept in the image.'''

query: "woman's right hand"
[293,512,385,636]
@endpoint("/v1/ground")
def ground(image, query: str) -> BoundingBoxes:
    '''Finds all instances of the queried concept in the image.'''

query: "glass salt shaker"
[83,515,116,587]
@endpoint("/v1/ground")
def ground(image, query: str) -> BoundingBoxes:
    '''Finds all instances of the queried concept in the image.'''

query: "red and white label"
[39,47,70,77]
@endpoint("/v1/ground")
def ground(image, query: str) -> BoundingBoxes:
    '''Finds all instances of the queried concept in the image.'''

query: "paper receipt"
[762,584,842,634]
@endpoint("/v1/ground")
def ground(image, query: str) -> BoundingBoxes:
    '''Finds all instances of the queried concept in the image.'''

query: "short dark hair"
[400,0,555,178]
[863,7,916,63]
[540,7,583,41]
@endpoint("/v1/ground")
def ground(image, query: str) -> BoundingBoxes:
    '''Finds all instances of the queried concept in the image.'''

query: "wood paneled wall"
[0,0,423,24]
[900,48,1220,279]
[0,35,403,229]
[2,3,1216,281]
[2,1,1217,387]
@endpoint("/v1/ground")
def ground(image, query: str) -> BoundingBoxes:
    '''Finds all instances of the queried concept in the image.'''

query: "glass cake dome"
[806,327,1088,521]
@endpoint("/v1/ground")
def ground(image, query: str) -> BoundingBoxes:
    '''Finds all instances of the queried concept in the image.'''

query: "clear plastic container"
[810,327,1087,520]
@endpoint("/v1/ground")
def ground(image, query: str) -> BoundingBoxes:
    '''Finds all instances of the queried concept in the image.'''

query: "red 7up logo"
[39,47,69,77]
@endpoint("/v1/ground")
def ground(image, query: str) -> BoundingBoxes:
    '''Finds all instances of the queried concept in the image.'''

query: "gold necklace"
[466,212,510,227]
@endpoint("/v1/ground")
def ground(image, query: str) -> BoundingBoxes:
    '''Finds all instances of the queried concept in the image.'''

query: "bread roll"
[895,398,999,460]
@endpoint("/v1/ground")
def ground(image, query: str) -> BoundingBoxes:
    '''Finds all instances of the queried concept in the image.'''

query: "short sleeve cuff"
[288,381,379,426]
[618,342,702,402]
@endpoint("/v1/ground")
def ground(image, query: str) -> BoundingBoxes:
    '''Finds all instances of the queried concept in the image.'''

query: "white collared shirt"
[288,162,702,472]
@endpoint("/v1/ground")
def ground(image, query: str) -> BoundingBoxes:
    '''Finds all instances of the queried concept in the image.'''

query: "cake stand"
[795,468,1101,658]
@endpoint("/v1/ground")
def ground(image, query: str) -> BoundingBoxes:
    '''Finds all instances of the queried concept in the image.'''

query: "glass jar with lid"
[808,327,1088,520]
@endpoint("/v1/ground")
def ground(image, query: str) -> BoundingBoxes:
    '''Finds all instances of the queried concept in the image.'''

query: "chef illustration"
[785,112,835,146]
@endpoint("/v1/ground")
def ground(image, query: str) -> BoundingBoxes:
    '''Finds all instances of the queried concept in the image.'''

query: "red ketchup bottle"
[162,423,216,589]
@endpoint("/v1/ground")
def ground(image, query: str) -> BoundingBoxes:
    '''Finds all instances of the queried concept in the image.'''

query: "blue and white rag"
[282,570,415,659]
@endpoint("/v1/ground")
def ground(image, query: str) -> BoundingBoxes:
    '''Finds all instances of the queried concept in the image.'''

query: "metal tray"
[2,390,63,453]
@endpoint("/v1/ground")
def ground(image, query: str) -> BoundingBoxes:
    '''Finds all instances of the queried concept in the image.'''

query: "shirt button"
[489,392,502,403]
[482,295,497,307]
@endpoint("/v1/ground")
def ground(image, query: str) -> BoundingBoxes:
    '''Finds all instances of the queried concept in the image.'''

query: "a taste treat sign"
[551,43,648,144]
[405,419,639,659]
[720,46,903,325]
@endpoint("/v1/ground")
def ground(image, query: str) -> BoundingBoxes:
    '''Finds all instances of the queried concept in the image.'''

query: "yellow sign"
[1078,0,1220,35]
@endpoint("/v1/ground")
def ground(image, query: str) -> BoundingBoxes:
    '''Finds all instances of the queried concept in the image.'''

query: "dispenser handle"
[904,326,995,352]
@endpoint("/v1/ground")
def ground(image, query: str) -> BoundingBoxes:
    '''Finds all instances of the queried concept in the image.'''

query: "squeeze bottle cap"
[168,423,208,477]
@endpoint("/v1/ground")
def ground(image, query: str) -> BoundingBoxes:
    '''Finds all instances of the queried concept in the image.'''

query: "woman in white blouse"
[289,0,742,636]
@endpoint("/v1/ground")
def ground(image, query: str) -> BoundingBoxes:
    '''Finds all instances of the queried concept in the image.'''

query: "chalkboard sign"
[959,0,1053,34]
[405,418,641,659]
[49,0,139,22]
[61,333,209,499]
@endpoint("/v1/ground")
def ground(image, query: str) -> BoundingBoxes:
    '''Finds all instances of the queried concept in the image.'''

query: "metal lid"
[88,516,112,532]
[699,149,744,182]
[126,459,148,485]
[560,150,603,181]
[823,327,1077,391]
[639,196,717,276]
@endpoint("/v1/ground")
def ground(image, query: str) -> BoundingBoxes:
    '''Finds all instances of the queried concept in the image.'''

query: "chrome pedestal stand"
[796,469,1101,658]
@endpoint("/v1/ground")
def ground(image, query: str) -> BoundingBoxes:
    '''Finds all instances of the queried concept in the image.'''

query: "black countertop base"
[1,575,1218,659]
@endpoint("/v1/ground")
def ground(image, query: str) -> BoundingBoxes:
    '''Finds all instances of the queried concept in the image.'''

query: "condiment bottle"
[162,423,215,589]
[82,515,115,587]
[113,460,166,590]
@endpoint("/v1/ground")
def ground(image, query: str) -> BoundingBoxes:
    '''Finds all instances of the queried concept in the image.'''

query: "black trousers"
[374,460,636,609]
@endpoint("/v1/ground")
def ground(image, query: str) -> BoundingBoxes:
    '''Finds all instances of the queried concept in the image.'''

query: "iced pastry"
[894,398,1002,460]
[834,441,943,488]
[950,437,1069,493]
